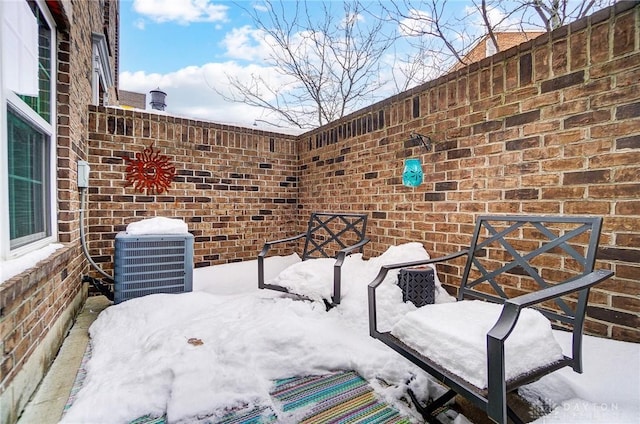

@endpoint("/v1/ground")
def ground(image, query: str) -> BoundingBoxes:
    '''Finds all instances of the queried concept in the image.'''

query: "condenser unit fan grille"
[114,232,194,304]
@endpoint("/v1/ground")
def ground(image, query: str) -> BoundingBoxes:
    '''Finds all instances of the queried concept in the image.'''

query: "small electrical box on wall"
[78,160,90,188]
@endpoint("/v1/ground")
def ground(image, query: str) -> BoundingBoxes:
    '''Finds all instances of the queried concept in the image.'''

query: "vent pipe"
[149,87,167,111]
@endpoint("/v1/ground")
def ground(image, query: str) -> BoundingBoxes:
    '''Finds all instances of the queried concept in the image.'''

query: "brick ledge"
[0,244,78,316]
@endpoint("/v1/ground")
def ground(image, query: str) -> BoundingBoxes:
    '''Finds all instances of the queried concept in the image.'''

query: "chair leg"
[323,299,336,311]
[506,406,525,424]
[407,387,456,423]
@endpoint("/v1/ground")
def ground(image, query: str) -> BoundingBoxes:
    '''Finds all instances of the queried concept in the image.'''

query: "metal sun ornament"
[123,144,176,194]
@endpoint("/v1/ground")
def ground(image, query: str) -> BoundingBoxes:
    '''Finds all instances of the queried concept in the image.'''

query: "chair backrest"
[302,212,368,260]
[459,215,603,325]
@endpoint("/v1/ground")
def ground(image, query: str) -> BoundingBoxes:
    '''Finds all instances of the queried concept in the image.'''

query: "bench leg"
[407,387,456,423]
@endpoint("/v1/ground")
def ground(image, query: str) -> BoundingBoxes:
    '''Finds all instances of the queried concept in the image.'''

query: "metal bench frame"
[368,215,613,424]
[259,212,370,306]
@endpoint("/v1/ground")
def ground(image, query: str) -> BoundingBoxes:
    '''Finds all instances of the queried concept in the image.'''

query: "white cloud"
[219,25,330,68]
[463,4,520,32]
[119,62,293,130]
[252,3,269,13]
[398,9,433,37]
[133,0,229,25]
[343,11,365,26]
[220,25,270,61]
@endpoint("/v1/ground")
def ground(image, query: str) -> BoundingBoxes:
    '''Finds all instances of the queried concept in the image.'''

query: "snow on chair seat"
[390,300,564,390]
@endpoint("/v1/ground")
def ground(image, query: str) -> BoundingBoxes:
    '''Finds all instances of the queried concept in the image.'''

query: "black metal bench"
[368,215,613,424]
[258,212,370,306]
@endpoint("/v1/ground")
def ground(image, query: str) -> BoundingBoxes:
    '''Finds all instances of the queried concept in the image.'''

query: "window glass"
[91,33,114,106]
[8,107,50,249]
[18,3,52,123]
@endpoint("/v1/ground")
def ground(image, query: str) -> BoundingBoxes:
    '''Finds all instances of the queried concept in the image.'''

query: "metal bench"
[258,212,370,306]
[368,215,613,424]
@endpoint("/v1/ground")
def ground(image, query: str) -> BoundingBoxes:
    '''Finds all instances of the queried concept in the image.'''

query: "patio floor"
[17,295,415,424]
[18,296,111,424]
[15,255,640,424]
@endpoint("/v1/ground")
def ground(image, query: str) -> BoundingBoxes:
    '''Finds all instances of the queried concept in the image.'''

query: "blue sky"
[119,0,348,130]
[116,0,519,129]
[120,0,241,74]
[118,0,598,130]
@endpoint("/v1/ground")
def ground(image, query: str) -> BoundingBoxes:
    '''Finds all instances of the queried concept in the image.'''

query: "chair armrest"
[368,249,468,336]
[258,233,306,258]
[258,233,306,289]
[338,238,370,256]
[368,250,468,290]
[506,269,613,310]
[486,269,613,342]
[334,238,371,267]
[329,238,371,305]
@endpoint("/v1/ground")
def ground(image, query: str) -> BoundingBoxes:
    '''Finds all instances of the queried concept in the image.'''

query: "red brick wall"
[298,3,640,341]
[0,2,119,422]
[84,4,639,343]
[82,4,639,343]
[86,108,299,271]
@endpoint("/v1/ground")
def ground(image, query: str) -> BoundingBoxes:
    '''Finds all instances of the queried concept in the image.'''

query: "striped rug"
[64,346,408,423]
[272,371,410,424]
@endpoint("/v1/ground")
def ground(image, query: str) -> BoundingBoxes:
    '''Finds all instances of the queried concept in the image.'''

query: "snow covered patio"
[38,248,640,424]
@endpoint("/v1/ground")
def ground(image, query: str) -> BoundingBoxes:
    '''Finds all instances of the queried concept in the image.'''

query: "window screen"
[8,107,50,249]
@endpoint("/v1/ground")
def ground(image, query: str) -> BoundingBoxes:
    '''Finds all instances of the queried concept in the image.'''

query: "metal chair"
[368,215,613,424]
[259,212,369,306]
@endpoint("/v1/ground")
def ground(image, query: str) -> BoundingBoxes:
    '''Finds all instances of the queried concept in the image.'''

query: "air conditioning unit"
[114,232,194,304]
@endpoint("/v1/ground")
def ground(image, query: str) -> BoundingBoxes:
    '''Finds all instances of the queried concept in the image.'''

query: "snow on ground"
[524,331,640,423]
[61,244,640,424]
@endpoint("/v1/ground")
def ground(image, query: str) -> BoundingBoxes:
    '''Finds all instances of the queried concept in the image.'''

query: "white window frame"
[0,0,57,261]
[91,32,114,106]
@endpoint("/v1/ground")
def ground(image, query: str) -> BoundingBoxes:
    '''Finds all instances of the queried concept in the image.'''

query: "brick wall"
[0,1,119,423]
[298,2,639,341]
[0,249,85,424]
[86,107,299,271]
[119,89,146,109]
[3,7,636,420]
[451,31,546,72]
[83,4,639,344]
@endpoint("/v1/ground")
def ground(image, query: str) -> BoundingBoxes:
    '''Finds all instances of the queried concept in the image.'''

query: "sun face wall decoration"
[123,144,176,194]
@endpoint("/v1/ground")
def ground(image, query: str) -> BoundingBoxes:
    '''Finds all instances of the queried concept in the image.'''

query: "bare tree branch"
[382,0,613,84]
[217,0,395,129]
[217,0,613,128]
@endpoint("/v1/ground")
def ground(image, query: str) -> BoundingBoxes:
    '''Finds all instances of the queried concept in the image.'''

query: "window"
[92,33,114,106]
[8,107,51,249]
[1,0,56,259]
[485,38,497,57]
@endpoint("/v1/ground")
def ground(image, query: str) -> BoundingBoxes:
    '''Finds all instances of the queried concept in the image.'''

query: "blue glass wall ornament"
[402,158,423,187]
